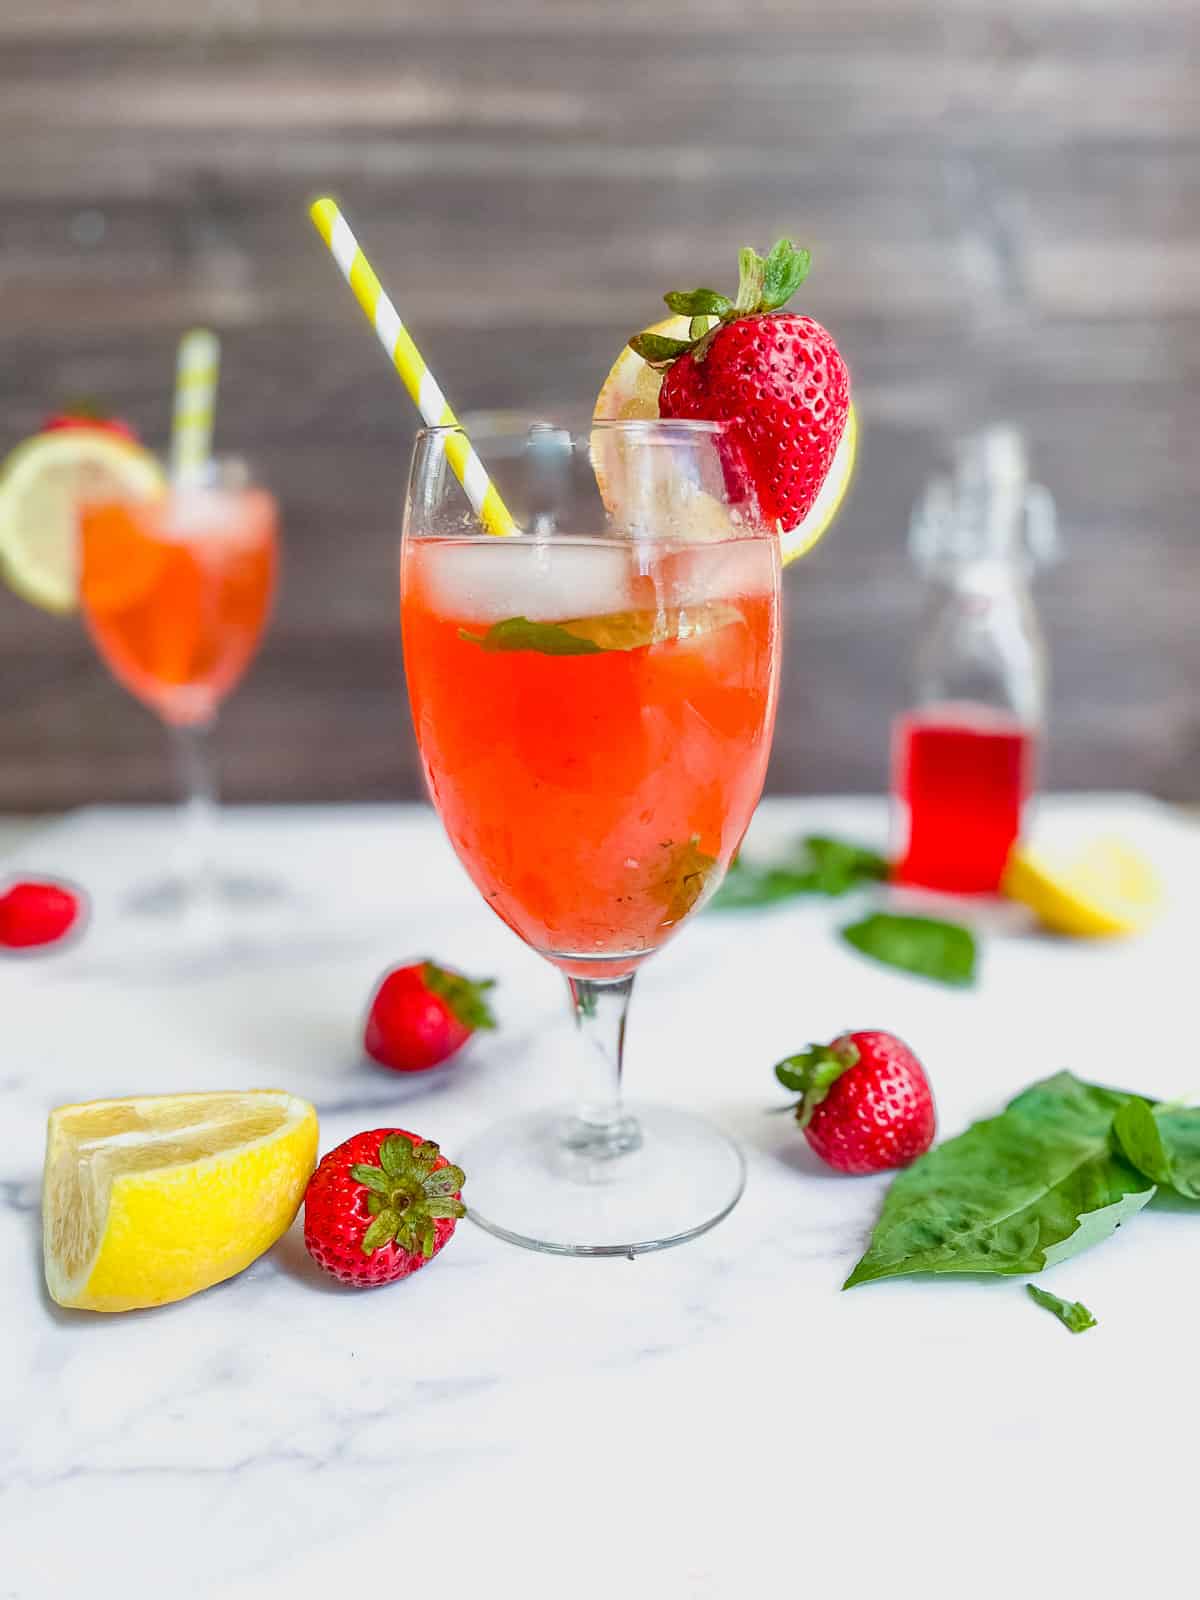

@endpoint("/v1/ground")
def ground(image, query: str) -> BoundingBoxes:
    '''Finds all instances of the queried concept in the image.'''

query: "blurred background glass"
[0,0,1195,809]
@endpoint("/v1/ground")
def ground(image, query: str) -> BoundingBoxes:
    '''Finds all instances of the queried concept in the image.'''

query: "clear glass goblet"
[401,416,781,1254]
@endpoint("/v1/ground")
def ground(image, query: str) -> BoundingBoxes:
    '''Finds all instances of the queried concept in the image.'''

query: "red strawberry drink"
[893,706,1035,894]
[403,534,779,978]
[892,428,1051,895]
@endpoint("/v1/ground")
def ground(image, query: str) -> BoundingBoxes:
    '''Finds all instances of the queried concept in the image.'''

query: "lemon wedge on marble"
[43,1090,318,1312]
[1002,837,1163,938]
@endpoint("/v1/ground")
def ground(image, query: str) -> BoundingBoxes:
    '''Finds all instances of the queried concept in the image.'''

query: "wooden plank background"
[1,0,1196,808]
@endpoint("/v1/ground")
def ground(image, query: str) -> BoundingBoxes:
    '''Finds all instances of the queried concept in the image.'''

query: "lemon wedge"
[1002,838,1163,938]
[594,316,857,565]
[43,1090,318,1312]
[0,428,165,614]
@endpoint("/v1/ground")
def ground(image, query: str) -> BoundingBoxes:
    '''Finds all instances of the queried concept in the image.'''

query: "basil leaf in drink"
[459,603,741,657]
[1026,1283,1098,1334]
[1113,1097,1200,1199]
[711,834,889,909]
[840,912,976,986]
[458,618,603,656]
[844,1073,1156,1288]
[657,836,719,925]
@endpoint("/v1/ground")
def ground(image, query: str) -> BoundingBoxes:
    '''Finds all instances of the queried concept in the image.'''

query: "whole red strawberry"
[364,960,496,1072]
[303,1128,466,1287]
[0,878,86,950]
[40,409,138,443]
[775,1030,935,1175]
[629,239,850,531]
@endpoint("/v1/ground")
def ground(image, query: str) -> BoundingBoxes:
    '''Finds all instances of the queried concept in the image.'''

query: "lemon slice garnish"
[595,317,856,564]
[0,428,165,614]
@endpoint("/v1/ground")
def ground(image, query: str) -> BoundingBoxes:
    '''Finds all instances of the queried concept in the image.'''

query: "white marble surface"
[3,796,1199,1598]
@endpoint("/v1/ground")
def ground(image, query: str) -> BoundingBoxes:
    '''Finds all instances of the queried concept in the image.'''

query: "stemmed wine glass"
[78,461,278,917]
[401,416,781,1254]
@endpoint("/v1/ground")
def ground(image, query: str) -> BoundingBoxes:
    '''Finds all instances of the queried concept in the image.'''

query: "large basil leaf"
[844,1073,1156,1288]
[1113,1097,1200,1199]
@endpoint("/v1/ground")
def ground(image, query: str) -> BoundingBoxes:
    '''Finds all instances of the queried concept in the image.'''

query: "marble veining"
[3,798,1198,1598]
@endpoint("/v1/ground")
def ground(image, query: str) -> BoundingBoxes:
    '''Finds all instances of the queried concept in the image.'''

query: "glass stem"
[169,718,218,897]
[565,973,642,1158]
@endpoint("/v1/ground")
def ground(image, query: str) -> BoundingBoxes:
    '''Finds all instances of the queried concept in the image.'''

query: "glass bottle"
[891,426,1057,895]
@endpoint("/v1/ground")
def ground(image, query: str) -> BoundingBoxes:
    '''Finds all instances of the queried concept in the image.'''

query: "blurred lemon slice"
[779,406,856,564]
[595,317,857,565]
[1002,837,1163,938]
[0,428,165,614]
[43,1090,318,1312]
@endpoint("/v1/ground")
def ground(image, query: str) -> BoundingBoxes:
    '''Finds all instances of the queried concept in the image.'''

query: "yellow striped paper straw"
[308,198,516,538]
[170,328,220,484]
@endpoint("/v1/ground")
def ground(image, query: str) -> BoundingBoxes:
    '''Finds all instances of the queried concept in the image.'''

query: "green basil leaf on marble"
[802,836,890,894]
[1026,1283,1098,1333]
[844,1073,1156,1288]
[840,911,976,986]
[1113,1097,1200,1199]
[711,834,888,910]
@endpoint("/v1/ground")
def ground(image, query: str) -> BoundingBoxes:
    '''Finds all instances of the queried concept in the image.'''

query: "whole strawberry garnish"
[303,1129,466,1287]
[0,878,86,950]
[364,960,496,1072]
[629,239,850,531]
[775,1029,935,1175]
[40,407,138,443]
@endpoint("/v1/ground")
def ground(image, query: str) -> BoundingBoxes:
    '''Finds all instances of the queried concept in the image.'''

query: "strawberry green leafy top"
[630,238,813,368]
[350,1134,466,1259]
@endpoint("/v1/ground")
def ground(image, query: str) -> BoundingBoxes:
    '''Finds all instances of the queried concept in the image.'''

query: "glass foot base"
[126,871,291,917]
[458,1103,746,1257]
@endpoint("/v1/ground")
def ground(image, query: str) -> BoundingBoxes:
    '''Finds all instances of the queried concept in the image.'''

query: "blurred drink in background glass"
[79,465,278,914]
[80,473,276,726]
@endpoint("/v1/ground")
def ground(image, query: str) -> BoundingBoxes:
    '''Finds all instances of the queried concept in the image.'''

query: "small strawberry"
[364,960,496,1072]
[303,1128,466,1287]
[40,408,138,443]
[775,1029,935,1175]
[629,239,850,532]
[0,878,86,950]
